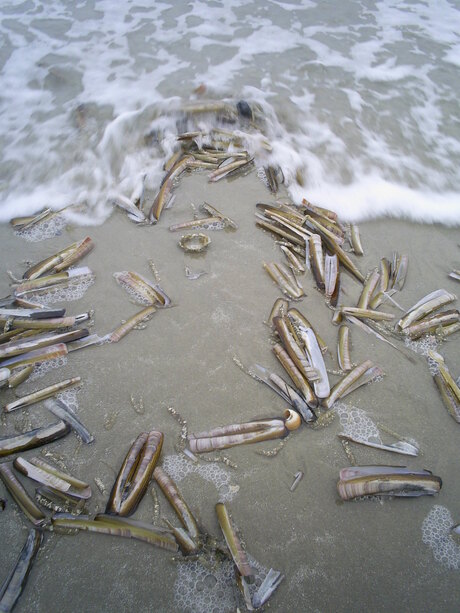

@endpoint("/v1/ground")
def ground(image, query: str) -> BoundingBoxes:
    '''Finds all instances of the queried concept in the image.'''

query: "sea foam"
[0,1,459,225]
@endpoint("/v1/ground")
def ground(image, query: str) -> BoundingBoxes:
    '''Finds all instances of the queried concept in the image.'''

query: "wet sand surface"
[0,171,459,612]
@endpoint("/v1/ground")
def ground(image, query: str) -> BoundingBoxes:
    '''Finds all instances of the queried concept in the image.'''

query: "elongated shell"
[0,421,70,457]
[107,306,156,343]
[339,466,433,480]
[272,316,314,384]
[433,374,460,423]
[0,329,87,360]
[350,224,363,255]
[0,344,68,371]
[216,503,253,576]
[149,155,193,221]
[309,234,325,290]
[272,343,317,408]
[0,529,42,613]
[299,326,330,399]
[188,418,286,453]
[397,289,456,330]
[337,472,442,500]
[169,217,224,232]
[0,464,47,526]
[263,262,304,300]
[357,269,380,309]
[337,326,352,371]
[323,360,374,409]
[106,431,163,516]
[44,398,94,444]
[267,298,289,326]
[4,377,81,413]
[324,254,339,305]
[52,514,178,551]
[252,568,284,609]
[153,466,199,539]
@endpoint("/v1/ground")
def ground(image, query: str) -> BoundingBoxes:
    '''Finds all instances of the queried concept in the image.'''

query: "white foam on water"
[162,453,239,503]
[56,387,80,415]
[21,273,95,305]
[14,215,68,242]
[0,1,459,225]
[422,505,460,570]
[29,355,68,381]
[174,552,268,613]
[404,335,438,361]
[335,403,382,445]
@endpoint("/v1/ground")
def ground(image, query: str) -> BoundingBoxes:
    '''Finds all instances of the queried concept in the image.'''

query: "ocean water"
[1,0,460,224]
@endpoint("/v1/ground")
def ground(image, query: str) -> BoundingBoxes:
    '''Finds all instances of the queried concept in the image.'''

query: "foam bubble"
[162,454,239,503]
[14,215,68,242]
[174,552,268,613]
[22,273,95,306]
[113,272,153,306]
[335,403,382,444]
[29,356,68,381]
[56,387,80,415]
[422,505,460,570]
[404,335,438,360]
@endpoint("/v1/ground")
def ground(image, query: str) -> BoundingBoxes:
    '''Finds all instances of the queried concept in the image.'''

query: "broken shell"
[179,233,211,253]
[284,408,302,431]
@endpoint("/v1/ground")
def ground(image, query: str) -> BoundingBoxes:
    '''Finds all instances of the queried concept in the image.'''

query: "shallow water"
[1,1,460,611]
[1,170,460,612]
[0,0,460,223]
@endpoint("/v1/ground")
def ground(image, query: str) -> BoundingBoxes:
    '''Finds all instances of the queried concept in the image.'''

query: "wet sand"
[0,171,459,612]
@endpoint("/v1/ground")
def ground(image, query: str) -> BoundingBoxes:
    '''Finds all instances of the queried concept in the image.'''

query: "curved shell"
[284,409,302,431]
[179,233,211,253]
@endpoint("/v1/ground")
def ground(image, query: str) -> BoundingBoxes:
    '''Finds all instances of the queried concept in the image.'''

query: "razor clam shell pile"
[1,99,459,612]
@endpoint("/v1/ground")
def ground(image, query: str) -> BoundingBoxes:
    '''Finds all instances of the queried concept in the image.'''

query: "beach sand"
[0,170,459,612]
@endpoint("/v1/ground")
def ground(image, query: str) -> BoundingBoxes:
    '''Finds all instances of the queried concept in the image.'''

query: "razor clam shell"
[398,289,456,329]
[188,421,286,453]
[0,308,65,319]
[0,344,68,370]
[340,365,384,399]
[15,456,91,500]
[252,568,285,609]
[106,431,163,516]
[0,329,88,360]
[153,466,199,538]
[0,421,71,457]
[268,373,316,422]
[339,466,432,480]
[0,529,42,613]
[337,474,441,500]
[300,327,330,398]
[4,377,81,413]
[337,435,419,456]
[52,514,178,551]
[44,398,94,444]
[0,464,47,526]
[324,254,338,300]
[216,503,253,577]
[13,457,73,493]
